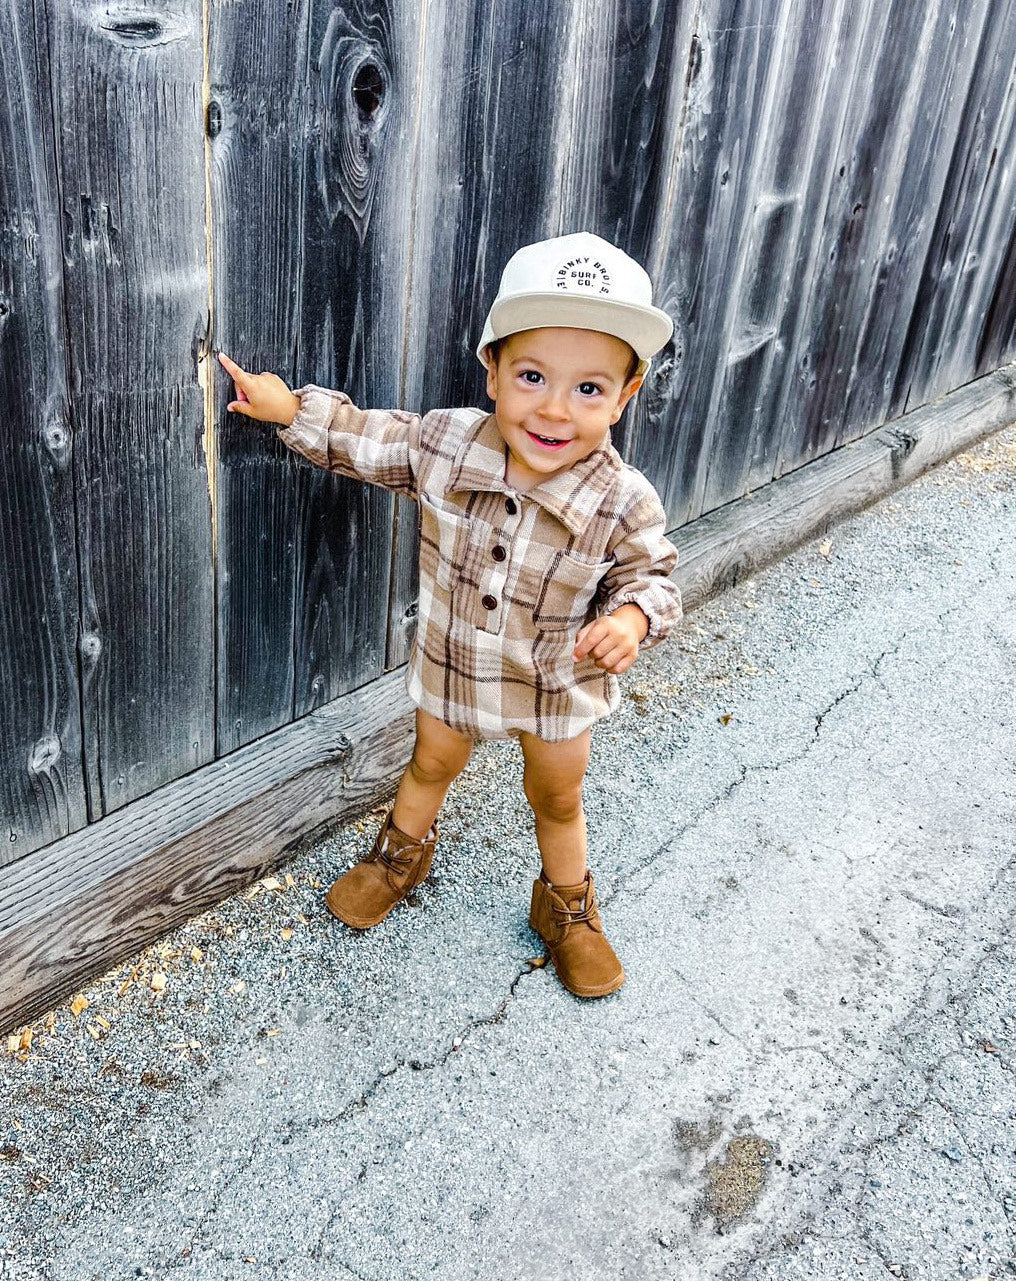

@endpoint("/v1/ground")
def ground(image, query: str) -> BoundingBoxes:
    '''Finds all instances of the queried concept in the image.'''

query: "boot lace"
[553,889,598,927]
[368,824,434,877]
[373,844,415,876]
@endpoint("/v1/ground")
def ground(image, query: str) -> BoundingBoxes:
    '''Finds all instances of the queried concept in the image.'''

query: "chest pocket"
[519,550,612,632]
[419,495,471,592]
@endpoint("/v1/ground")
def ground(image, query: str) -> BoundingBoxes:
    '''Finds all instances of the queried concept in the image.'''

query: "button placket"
[475,491,519,632]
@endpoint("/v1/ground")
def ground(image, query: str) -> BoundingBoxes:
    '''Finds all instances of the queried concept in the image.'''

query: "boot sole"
[546,953,626,998]
[324,887,395,930]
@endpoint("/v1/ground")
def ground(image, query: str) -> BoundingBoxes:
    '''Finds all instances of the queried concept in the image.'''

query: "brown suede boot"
[529,870,625,998]
[325,810,437,929]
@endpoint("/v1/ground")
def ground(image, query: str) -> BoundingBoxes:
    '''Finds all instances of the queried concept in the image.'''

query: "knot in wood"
[29,733,61,775]
[43,416,71,467]
[352,61,385,122]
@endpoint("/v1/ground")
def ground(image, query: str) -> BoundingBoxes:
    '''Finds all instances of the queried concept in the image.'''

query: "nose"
[538,386,569,422]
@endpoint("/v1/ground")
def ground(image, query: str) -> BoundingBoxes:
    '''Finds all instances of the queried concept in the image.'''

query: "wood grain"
[893,0,1016,404]
[0,3,87,863]
[49,1,215,815]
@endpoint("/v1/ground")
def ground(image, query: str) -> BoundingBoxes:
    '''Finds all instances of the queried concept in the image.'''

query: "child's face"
[484,327,643,490]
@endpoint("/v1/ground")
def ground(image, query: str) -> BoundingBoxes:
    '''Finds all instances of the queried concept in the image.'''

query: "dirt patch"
[701,1133,774,1230]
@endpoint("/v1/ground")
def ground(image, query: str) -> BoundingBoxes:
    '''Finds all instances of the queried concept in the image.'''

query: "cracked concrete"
[0,424,1014,1280]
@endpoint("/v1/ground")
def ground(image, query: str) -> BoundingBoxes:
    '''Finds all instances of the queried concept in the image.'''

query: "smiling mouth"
[526,430,571,449]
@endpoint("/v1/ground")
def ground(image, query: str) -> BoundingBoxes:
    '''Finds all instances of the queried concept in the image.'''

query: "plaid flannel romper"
[278,386,683,742]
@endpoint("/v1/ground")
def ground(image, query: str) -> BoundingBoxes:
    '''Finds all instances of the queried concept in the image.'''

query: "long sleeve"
[276,384,422,500]
[599,484,683,649]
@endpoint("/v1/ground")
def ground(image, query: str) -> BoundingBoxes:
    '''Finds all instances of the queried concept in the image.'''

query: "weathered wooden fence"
[3,0,1016,1029]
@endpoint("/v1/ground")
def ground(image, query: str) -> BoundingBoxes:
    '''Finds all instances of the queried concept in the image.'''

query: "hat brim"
[476,292,673,370]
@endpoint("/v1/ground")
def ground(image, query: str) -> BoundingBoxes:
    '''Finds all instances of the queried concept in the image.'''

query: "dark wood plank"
[773,1,996,475]
[701,0,896,500]
[210,0,419,736]
[287,0,431,713]
[613,0,787,525]
[49,2,215,813]
[208,0,311,749]
[0,3,87,862]
[831,1,995,441]
[891,0,1016,409]
[4,365,1012,1036]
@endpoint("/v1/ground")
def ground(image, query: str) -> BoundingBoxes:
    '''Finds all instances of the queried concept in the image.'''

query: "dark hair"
[486,334,641,385]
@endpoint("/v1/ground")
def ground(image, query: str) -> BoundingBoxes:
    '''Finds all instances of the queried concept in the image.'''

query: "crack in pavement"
[897,889,964,919]
[770,1042,859,1080]
[605,634,909,912]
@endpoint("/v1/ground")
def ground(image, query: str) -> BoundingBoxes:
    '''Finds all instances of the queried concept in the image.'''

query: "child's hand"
[573,605,649,675]
[217,351,301,427]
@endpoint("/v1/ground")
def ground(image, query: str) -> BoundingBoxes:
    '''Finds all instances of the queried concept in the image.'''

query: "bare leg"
[518,728,592,884]
[391,708,475,840]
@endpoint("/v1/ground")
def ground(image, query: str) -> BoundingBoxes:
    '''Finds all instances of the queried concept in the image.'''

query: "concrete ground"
[1,424,1014,1281]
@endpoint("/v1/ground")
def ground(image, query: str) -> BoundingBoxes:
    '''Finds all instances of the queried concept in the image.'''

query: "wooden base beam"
[675,363,1016,609]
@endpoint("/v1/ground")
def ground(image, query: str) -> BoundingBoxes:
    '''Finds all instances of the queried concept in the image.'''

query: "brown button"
[481,593,498,611]
[505,497,518,515]
[491,545,507,562]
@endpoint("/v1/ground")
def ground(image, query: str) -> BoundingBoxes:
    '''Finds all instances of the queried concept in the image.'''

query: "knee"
[524,776,583,824]
[410,740,468,787]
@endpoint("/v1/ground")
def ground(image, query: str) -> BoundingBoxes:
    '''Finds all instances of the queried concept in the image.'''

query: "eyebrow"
[508,357,620,383]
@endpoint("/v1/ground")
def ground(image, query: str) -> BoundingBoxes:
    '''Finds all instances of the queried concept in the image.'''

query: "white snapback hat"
[476,232,673,379]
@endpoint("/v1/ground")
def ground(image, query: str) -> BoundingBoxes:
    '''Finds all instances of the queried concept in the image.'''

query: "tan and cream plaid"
[277,387,683,742]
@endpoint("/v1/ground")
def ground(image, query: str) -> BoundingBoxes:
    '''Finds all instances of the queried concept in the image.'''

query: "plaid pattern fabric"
[277,386,683,742]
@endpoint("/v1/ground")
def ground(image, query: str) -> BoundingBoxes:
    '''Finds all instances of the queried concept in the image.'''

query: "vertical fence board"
[0,5,86,864]
[210,1,308,750]
[772,0,983,476]
[734,0,865,496]
[831,1,993,448]
[617,0,785,526]
[707,0,866,501]
[50,3,215,814]
[288,0,427,714]
[893,0,1016,411]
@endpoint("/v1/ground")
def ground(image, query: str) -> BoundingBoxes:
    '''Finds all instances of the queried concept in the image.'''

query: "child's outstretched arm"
[217,351,421,500]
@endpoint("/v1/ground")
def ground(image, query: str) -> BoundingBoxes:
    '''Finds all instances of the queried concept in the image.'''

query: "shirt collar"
[446,412,622,537]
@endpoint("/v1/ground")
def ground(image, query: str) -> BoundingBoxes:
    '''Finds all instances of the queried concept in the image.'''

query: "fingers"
[573,619,608,660]
[593,644,632,673]
[574,623,637,673]
[217,351,252,395]
[216,350,246,380]
[218,351,256,417]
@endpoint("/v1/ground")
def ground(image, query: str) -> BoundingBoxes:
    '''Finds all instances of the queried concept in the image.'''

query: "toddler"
[217,231,683,998]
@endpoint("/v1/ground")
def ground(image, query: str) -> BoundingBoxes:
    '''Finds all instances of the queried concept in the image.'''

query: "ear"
[484,347,499,401]
[609,375,644,424]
